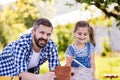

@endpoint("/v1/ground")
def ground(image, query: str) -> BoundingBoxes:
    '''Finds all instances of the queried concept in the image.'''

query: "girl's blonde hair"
[74,21,96,46]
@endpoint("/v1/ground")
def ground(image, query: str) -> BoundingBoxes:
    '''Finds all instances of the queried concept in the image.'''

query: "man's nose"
[42,34,48,39]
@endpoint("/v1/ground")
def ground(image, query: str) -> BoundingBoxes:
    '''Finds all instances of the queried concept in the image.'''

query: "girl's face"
[74,27,89,44]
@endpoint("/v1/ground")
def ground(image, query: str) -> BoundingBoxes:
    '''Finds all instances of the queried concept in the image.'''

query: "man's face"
[33,25,53,48]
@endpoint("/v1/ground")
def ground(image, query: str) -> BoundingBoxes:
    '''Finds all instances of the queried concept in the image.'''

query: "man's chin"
[38,44,46,48]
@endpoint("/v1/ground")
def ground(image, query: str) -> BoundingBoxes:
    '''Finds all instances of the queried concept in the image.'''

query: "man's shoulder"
[46,39,57,47]
[48,39,56,44]
[17,33,31,41]
[14,33,32,47]
[19,33,31,39]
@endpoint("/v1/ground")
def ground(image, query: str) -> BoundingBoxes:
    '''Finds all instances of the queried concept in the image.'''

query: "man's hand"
[37,72,56,80]
[19,72,56,80]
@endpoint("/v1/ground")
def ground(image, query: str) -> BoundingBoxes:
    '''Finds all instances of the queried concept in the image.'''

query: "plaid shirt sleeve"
[47,40,61,71]
[0,40,29,76]
[13,42,28,74]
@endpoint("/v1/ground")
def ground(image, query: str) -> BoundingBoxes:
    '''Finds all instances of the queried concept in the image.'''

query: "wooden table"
[0,76,20,80]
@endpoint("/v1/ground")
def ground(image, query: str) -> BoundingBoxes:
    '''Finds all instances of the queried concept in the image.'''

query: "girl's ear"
[72,32,76,37]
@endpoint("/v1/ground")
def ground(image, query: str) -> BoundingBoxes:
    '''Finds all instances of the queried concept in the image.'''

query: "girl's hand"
[64,56,74,66]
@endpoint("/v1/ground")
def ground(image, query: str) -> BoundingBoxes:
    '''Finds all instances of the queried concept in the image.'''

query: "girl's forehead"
[76,27,88,31]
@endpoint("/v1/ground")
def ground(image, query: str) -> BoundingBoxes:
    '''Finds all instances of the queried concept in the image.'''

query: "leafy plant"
[54,23,74,53]
[101,38,112,56]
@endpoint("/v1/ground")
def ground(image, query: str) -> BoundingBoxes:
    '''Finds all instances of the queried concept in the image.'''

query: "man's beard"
[34,35,48,48]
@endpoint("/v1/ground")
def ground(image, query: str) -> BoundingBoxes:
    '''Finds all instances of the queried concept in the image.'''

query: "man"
[0,18,60,80]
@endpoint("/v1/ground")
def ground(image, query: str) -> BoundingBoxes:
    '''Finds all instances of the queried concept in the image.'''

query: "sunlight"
[0,0,16,5]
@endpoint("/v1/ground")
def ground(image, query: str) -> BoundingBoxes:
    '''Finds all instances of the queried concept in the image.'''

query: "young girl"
[64,21,96,79]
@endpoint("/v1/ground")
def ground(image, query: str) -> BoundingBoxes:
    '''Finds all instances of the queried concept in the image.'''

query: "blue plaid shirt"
[0,33,60,76]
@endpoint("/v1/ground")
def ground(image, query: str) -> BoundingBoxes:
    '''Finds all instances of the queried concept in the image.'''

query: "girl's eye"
[84,33,88,36]
[77,32,88,36]
[78,33,82,35]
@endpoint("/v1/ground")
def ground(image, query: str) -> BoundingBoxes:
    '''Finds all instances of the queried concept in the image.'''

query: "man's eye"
[47,34,51,36]
[40,32,44,34]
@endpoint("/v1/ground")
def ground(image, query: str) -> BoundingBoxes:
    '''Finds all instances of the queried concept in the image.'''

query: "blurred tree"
[0,0,38,50]
[65,0,120,53]
[0,0,56,51]
[74,0,120,29]
[100,37,112,56]
[54,23,74,53]
[88,15,114,54]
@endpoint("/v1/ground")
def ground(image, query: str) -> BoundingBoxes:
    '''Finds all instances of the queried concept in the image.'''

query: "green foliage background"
[0,0,120,80]
[54,23,75,53]
[74,0,120,29]
[0,0,39,50]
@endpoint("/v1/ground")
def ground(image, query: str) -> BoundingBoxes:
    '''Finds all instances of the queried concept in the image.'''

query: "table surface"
[0,76,20,80]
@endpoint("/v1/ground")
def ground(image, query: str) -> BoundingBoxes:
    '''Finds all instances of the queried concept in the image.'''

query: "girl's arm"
[64,56,74,66]
[90,52,95,79]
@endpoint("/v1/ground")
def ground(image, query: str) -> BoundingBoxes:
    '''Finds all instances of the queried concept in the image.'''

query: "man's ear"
[31,29,35,34]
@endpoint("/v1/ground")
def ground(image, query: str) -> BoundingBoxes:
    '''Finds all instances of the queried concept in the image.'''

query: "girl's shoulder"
[87,42,95,47]
[87,42,95,52]
[67,44,74,49]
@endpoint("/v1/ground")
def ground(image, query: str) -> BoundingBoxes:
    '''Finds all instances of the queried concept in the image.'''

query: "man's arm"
[19,72,56,80]
[48,41,61,71]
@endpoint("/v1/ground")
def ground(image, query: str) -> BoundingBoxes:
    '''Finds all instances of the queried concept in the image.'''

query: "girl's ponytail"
[88,26,96,46]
